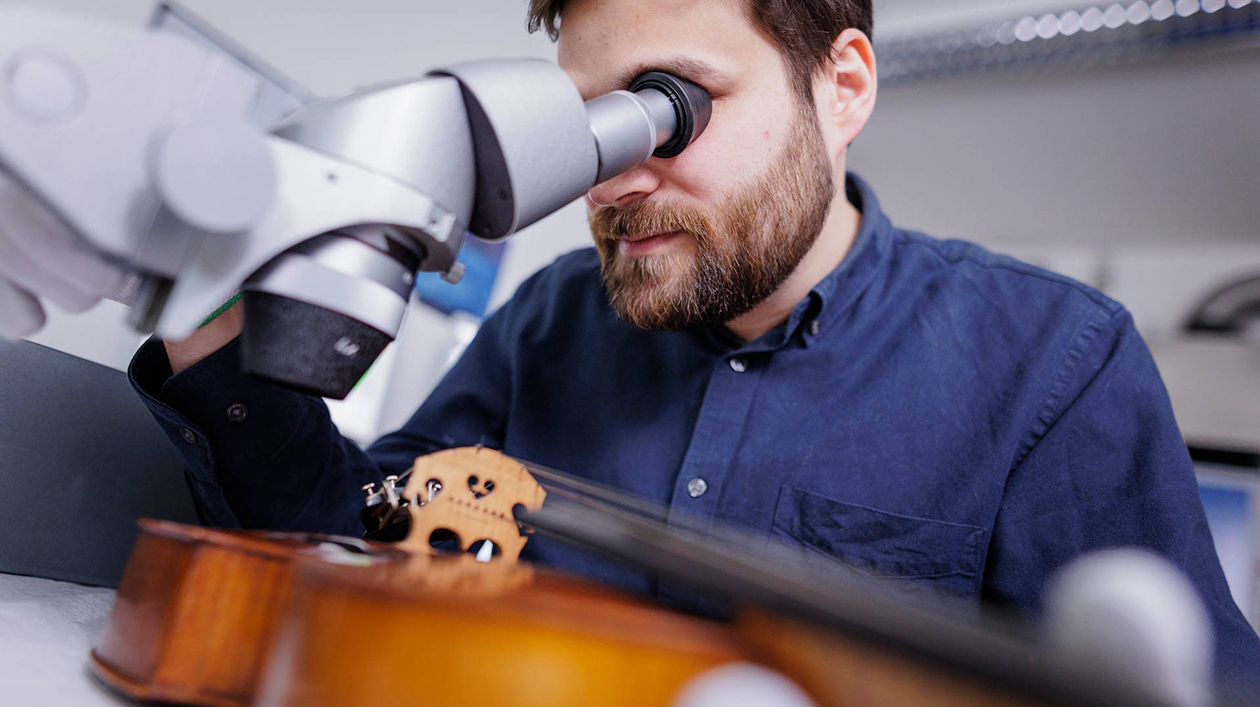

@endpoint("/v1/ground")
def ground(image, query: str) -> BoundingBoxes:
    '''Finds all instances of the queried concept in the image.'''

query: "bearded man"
[121,0,1258,692]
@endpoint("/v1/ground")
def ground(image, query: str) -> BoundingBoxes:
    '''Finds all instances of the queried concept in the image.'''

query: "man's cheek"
[663,115,738,179]
[670,134,766,200]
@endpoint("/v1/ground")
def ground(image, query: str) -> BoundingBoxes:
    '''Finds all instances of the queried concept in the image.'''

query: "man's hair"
[526,0,874,104]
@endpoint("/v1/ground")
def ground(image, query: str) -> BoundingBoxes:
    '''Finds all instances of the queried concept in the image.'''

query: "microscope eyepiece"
[628,71,712,158]
[585,70,713,183]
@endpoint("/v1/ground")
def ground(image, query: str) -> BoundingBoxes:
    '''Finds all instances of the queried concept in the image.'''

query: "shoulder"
[499,247,603,314]
[876,230,1145,446]
[892,230,1120,313]
[511,247,603,298]
[485,247,610,344]
[884,229,1128,337]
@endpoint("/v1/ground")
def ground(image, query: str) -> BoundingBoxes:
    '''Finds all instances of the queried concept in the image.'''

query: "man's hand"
[0,171,127,339]
[0,168,239,373]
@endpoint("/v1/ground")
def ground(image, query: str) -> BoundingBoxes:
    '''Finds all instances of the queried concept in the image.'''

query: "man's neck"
[724,178,862,343]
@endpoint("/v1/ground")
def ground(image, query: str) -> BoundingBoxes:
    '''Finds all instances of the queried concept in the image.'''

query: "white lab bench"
[0,573,128,707]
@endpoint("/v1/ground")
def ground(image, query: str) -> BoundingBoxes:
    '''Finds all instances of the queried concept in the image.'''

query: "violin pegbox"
[398,447,547,564]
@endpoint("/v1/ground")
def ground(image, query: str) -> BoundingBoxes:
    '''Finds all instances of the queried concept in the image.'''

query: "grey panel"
[150,1,315,128]
[0,340,198,587]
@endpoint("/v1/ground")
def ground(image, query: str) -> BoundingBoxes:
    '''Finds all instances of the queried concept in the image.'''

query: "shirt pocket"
[770,485,986,599]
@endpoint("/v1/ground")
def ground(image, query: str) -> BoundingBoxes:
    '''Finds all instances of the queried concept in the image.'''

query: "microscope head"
[237,60,711,398]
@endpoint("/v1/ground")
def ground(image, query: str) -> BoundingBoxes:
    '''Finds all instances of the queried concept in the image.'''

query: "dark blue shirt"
[130,174,1259,692]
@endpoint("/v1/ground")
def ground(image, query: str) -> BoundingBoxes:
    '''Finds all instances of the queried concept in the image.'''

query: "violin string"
[390,452,716,538]
[521,495,1166,707]
[518,460,664,519]
[517,459,725,540]
[381,453,1170,707]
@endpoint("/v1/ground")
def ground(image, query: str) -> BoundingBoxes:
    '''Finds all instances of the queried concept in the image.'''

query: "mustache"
[588,200,715,242]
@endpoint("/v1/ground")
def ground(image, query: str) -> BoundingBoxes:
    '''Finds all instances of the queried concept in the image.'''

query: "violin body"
[89,520,405,707]
[254,553,745,707]
[91,521,744,707]
[90,449,1155,707]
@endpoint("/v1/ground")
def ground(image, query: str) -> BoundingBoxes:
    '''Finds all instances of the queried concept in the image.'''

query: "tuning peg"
[382,476,401,506]
[361,482,382,508]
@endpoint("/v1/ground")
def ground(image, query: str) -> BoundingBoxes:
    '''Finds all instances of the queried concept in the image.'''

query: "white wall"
[854,2,1260,452]
[850,49,1260,248]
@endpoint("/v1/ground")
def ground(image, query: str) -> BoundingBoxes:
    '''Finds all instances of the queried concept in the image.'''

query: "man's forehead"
[557,0,763,96]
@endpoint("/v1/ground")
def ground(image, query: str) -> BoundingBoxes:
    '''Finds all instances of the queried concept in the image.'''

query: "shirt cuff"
[127,336,320,523]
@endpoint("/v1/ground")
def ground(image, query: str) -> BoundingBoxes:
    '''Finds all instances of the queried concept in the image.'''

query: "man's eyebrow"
[613,56,728,90]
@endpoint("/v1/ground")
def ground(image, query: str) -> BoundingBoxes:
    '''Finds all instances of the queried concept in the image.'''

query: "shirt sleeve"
[127,302,515,536]
[983,307,1260,696]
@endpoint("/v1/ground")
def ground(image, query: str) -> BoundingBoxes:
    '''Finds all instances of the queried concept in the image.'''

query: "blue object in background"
[413,237,507,318]
[1198,474,1256,626]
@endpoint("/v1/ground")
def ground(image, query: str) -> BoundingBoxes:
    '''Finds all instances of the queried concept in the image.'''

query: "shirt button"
[179,428,197,444]
[226,403,248,423]
[686,478,709,498]
[728,357,747,373]
[809,319,821,336]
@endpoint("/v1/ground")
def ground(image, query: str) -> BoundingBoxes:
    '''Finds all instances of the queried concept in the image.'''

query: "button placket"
[667,352,764,522]
[659,353,764,609]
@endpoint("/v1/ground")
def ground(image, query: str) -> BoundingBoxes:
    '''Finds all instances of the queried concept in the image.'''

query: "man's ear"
[814,28,877,149]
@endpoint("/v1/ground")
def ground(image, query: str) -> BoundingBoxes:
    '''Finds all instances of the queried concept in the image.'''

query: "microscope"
[0,8,711,398]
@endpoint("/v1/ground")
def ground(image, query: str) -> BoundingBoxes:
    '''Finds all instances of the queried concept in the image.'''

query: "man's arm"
[163,300,245,376]
[129,294,517,535]
[982,308,1260,696]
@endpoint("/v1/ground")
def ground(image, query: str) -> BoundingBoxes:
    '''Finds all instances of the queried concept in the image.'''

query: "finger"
[0,277,47,340]
[0,174,123,299]
[4,187,124,295]
[0,221,99,313]
[0,180,110,312]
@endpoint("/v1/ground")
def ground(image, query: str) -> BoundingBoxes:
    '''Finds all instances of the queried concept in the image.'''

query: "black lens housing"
[240,292,391,400]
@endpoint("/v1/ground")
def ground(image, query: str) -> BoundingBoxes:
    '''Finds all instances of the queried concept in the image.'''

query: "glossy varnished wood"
[90,445,1121,707]
[90,520,400,707]
[92,519,747,707]
[254,556,747,707]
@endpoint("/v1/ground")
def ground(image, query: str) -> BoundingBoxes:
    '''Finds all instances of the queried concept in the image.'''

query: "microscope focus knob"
[153,116,277,235]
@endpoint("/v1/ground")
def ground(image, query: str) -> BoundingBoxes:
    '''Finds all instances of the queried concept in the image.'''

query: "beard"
[589,108,836,332]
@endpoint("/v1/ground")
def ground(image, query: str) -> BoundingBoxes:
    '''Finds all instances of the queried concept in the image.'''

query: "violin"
[90,448,744,707]
[89,448,1181,707]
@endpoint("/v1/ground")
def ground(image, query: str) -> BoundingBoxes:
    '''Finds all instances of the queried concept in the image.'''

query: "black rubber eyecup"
[629,71,713,159]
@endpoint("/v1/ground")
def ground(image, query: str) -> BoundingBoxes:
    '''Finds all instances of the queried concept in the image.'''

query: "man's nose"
[586,164,661,208]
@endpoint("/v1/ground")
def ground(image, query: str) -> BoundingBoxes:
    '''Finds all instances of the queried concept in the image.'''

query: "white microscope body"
[0,8,710,397]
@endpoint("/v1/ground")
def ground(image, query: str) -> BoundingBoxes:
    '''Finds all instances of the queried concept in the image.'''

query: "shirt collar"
[691,172,891,355]
[796,172,892,349]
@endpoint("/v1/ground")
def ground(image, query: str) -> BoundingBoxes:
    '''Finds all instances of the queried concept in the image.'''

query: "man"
[21,0,1255,692]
